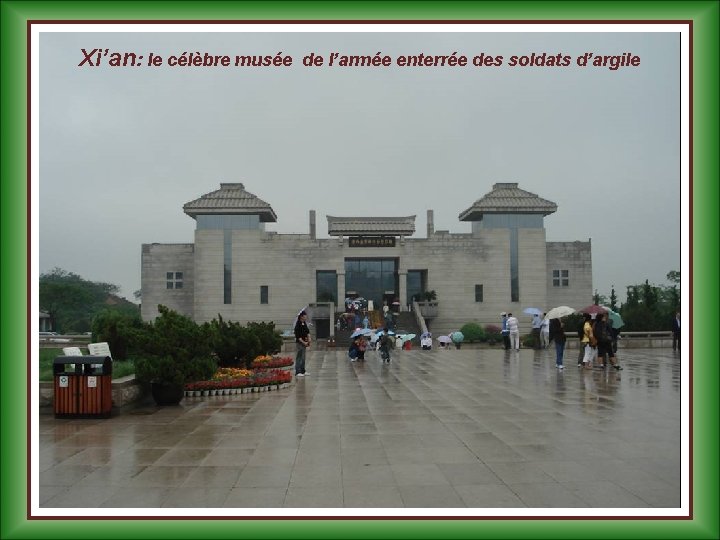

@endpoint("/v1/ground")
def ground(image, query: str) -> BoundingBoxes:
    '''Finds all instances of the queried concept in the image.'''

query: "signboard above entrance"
[349,237,396,248]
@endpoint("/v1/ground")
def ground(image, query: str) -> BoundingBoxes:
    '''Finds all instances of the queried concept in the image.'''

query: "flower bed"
[184,367,292,396]
[251,355,294,369]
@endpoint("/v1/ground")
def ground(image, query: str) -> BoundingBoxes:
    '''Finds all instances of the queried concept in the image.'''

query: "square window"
[175,272,183,279]
[166,282,174,289]
[166,272,174,280]
[175,282,183,289]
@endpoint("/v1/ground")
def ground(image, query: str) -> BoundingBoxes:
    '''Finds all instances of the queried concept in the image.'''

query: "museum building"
[140,182,592,336]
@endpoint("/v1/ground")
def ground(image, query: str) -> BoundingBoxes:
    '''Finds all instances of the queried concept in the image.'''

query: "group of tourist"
[500,311,623,371]
[579,312,623,370]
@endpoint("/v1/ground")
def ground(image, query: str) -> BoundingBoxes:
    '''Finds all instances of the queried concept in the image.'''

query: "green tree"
[39,268,137,333]
[620,271,680,331]
[609,286,618,311]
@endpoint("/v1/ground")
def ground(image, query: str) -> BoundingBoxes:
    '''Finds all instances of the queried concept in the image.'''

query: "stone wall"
[143,228,593,338]
[141,243,195,321]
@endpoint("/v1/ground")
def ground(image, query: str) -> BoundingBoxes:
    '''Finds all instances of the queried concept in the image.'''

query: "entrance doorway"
[344,258,398,310]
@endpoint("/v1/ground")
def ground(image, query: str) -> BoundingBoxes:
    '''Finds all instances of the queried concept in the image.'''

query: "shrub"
[459,322,484,343]
[205,315,263,369]
[521,333,537,348]
[246,321,283,355]
[91,309,143,360]
[484,324,502,344]
[133,305,216,385]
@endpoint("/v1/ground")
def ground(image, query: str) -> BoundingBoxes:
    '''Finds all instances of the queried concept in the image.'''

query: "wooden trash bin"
[53,356,112,418]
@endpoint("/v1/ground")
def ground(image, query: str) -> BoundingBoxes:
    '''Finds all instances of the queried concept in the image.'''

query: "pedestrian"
[507,313,520,350]
[576,318,586,366]
[581,313,596,369]
[594,313,623,370]
[421,334,432,350]
[671,311,681,351]
[357,336,367,360]
[501,312,511,350]
[293,311,311,377]
[362,314,370,329]
[548,317,566,369]
[531,313,542,349]
[540,314,550,348]
[348,338,359,362]
[378,328,392,364]
[609,319,620,355]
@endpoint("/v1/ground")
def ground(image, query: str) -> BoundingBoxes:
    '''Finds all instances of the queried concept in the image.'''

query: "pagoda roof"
[458,182,557,221]
[183,183,277,222]
[327,216,416,236]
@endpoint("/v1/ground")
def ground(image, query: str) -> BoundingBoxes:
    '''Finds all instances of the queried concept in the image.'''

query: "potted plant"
[134,305,217,405]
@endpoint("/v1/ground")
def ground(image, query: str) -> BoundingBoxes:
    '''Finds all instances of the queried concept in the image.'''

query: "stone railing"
[417,301,438,319]
[411,300,429,335]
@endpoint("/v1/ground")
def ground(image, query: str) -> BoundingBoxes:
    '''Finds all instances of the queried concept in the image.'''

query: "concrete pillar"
[337,273,345,312]
[309,210,316,240]
[399,272,407,311]
[427,209,434,237]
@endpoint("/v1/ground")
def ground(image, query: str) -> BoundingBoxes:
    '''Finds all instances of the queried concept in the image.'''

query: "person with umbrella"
[378,327,393,364]
[506,313,520,350]
[293,310,311,377]
[593,312,623,370]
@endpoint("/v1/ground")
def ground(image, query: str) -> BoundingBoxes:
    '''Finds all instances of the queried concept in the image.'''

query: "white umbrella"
[350,328,372,338]
[437,335,452,344]
[523,307,543,316]
[545,306,576,319]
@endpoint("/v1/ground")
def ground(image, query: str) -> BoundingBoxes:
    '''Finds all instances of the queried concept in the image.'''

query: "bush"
[133,305,216,385]
[521,333,536,348]
[246,321,283,355]
[484,324,502,344]
[459,322,484,343]
[204,315,264,369]
[91,309,142,360]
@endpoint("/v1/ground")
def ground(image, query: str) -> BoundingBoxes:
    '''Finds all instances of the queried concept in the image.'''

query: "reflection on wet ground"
[38,347,682,510]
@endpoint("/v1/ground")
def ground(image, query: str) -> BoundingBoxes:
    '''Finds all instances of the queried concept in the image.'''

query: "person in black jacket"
[594,313,623,370]
[671,311,681,351]
[548,317,567,369]
[293,311,311,377]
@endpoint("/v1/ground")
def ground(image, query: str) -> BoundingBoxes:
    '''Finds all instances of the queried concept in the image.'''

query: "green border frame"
[1,1,717,538]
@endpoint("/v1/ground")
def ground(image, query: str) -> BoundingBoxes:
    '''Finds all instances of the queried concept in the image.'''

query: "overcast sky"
[38,28,682,303]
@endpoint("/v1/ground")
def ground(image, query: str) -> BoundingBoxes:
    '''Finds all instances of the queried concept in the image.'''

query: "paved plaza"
[37,347,682,511]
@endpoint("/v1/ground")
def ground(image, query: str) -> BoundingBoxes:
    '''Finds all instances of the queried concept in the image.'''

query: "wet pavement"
[36,347,683,512]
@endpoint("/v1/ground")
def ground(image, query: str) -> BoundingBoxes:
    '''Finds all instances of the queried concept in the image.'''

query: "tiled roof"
[327,216,416,236]
[458,182,557,221]
[183,183,277,222]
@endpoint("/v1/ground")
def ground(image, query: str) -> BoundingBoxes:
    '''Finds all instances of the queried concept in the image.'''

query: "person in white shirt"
[531,313,542,349]
[506,313,520,350]
[540,314,550,348]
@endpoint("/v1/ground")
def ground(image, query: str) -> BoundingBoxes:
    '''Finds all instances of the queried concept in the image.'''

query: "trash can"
[53,356,113,418]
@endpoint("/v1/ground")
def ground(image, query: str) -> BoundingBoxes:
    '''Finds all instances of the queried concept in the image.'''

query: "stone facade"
[141,183,593,335]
